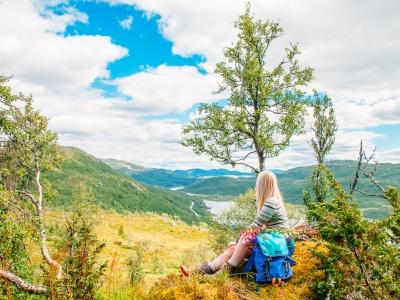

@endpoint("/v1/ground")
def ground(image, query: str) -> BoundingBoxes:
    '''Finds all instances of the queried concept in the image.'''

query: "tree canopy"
[181,5,313,173]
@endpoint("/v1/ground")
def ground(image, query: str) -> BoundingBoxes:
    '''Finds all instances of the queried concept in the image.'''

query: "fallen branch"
[0,270,47,294]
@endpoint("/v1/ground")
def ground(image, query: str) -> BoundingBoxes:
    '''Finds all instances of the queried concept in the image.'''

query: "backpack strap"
[287,256,296,266]
[243,249,256,273]
[272,277,282,287]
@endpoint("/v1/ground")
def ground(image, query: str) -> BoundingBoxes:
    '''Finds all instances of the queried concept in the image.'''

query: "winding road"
[190,201,200,217]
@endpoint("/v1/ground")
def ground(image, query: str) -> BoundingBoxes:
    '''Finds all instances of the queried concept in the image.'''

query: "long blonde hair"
[255,170,283,212]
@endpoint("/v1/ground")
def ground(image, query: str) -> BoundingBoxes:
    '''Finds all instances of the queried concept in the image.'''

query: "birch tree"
[0,76,61,293]
[181,5,313,173]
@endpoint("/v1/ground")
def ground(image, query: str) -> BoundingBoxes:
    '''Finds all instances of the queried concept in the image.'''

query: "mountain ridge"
[44,146,210,224]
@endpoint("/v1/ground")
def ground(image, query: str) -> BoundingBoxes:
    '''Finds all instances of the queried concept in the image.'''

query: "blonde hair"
[255,170,283,212]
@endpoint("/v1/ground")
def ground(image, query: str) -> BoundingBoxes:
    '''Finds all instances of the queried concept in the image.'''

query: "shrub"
[0,192,37,299]
[53,188,107,299]
[118,223,127,239]
[307,166,399,299]
[150,254,165,274]
[127,241,149,286]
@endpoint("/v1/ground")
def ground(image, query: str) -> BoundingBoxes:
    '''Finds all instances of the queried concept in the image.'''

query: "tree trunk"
[0,270,47,294]
[34,163,62,279]
[38,213,62,279]
[315,165,323,203]
[257,151,265,174]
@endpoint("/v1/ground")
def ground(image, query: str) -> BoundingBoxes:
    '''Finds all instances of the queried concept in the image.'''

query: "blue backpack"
[243,232,296,286]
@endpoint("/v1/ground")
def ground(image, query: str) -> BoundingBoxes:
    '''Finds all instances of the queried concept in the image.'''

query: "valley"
[104,157,399,219]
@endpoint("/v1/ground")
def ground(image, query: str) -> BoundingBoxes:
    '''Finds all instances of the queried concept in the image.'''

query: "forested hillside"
[44,147,210,224]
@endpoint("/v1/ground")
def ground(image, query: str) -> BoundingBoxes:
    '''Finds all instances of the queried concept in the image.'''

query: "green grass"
[44,147,210,224]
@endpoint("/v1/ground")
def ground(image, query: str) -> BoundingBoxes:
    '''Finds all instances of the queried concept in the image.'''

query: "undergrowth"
[100,241,325,300]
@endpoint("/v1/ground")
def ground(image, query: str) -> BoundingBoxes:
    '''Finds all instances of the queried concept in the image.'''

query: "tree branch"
[363,171,386,195]
[232,150,257,162]
[16,190,36,206]
[350,140,363,196]
[231,161,258,173]
[4,198,38,224]
[358,188,386,199]
[350,247,377,299]
[0,270,47,294]
[360,145,387,200]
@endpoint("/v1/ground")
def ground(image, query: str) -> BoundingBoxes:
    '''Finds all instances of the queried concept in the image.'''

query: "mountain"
[44,147,210,224]
[277,161,398,217]
[102,160,262,188]
[105,158,399,219]
[102,160,280,189]
[101,158,146,176]
[110,166,200,188]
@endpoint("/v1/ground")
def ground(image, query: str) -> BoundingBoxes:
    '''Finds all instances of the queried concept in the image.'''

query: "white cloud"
[335,97,400,129]
[377,148,400,164]
[41,6,89,33]
[109,0,400,130]
[108,0,239,63]
[113,65,224,114]
[263,129,383,170]
[0,0,127,93]
[1,0,399,171]
[0,0,222,170]
[119,15,133,30]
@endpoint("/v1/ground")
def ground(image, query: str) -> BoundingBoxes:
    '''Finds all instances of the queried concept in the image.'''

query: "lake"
[203,200,234,215]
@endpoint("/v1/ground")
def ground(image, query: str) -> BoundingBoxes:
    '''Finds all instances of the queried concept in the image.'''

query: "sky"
[0,0,399,170]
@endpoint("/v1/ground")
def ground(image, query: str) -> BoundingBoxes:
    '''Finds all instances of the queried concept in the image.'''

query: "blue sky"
[65,0,206,123]
[0,0,399,169]
[371,125,400,150]
[64,1,204,77]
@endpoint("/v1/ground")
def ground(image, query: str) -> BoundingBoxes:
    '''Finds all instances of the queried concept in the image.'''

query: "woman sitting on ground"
[180,170,290,276]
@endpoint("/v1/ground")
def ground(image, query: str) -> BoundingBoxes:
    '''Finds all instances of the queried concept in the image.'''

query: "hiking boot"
[223,262,240,275]
[198,262,215,275]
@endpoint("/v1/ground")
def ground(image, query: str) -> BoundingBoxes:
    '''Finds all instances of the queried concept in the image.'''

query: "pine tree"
[55,186,106,300]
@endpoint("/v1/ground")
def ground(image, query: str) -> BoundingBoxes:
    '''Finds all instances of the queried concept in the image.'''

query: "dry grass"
[39,210,324,299]
[44,210,215,292]
[128,241,326,300]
